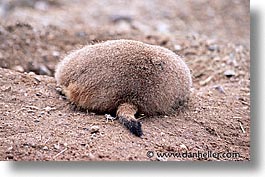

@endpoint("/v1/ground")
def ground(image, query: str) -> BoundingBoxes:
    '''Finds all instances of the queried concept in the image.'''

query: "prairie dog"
[55,39,192,137]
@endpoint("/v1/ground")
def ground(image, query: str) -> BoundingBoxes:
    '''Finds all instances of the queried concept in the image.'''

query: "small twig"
[233,116,242,119]
[44,137,50,144]
[240,101,250,106]
[137,116,146,120]
[199,76,213,86]
[105,114,116,123]
[215,131,221,138]
[231,123,236,129]
[239,122,246,133]
[53,148,67,159]
[25,105,40,110]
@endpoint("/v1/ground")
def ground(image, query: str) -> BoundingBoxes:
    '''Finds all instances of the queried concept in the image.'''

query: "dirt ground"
[0,0,250,161]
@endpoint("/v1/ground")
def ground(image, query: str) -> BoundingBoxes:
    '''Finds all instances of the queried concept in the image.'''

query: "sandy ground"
[0,0,250,161]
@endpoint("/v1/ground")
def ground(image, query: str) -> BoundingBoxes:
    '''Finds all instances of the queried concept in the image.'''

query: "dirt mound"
[0,65,250,161]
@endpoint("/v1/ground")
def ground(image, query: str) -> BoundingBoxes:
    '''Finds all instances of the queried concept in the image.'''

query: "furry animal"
[55,39,192,137]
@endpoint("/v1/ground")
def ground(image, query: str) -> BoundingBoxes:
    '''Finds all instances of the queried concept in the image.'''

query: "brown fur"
[55,39,192,136]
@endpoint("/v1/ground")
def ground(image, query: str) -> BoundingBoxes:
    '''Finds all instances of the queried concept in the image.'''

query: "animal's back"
[55,39,192,115]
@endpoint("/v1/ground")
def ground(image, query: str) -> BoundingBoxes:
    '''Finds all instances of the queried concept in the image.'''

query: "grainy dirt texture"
[0,0,250,161]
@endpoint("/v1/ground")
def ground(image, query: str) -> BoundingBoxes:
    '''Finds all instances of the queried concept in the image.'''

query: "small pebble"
[34,76,42,83]
[43,106,54,112]
[28,72,36,76]
[83,127,89,131]
[110,14,132,23]
[36,92,42,96]
[33,119,40,123]
[42,146,48,150]
[87,153,96,160]
[213,85,225,94]
[31,143,36,148]
[39,64,51,76]
[180,144,188,150]
[224,70,236,78]
[208,44,219,51]
[52,51,60,57]
[12,65,24,72]
[55,87,64,95]
[54,143,60,150]
[174,44,182,51]
[23,143,30,147]
[90,125,99,133]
